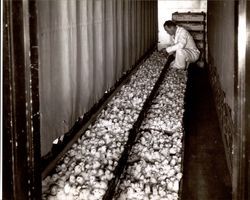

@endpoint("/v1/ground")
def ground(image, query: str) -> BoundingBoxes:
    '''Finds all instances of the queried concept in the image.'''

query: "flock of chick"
[42,52,187,200]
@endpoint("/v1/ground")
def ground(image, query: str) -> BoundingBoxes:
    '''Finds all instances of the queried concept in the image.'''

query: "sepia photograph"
[2,0,250,199]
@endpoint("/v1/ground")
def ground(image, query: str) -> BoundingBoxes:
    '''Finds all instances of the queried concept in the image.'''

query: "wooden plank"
[172,12,206,22]
[233,0,250,199]
[3,1,14,199]
[3,0,41,199]
[27,0,42,198]
[178,22,205,31]
[245,2,250,198]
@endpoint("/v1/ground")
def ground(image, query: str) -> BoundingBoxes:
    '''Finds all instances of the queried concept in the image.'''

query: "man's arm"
[159,48,169,57]
[166,29,188,53]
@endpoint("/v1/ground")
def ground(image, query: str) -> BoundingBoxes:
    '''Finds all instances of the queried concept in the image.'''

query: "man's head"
[163,20,177,36]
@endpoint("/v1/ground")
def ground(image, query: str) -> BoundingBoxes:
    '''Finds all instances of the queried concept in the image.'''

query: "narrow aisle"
[181,66,232,200]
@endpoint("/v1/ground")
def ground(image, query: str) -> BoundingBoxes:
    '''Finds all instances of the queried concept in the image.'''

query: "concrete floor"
[181,66,232,200]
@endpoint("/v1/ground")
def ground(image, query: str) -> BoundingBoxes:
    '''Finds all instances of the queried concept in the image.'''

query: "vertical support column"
[3,1,14,199]
[26,0,41,198]
[233,0,250,199]
[3,0,41,199]
[245,2,250,196]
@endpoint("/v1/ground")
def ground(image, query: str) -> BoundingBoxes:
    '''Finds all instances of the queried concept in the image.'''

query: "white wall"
[158,0,207,50]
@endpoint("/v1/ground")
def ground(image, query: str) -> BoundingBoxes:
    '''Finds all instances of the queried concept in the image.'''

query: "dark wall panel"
[207,0,235,116]
[38,0,158,156]
[207,0,236,174]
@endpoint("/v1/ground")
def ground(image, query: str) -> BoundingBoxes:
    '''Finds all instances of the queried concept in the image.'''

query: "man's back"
[174,26,198,51]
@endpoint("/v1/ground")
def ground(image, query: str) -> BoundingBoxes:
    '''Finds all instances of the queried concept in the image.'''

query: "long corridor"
[181,66,232,200]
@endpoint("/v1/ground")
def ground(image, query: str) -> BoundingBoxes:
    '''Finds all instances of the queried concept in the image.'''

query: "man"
[161,20,200,69]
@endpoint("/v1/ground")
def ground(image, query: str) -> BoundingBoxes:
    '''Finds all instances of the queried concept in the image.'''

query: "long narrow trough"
[41,48,157,179]
[42,51,188,200]
[103,55,175,200]
[113,68,187,200]
[42,52,170,200]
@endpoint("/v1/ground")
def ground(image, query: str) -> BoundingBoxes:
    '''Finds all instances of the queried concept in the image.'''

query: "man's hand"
[159,48,166,53]
[159,48,169,57]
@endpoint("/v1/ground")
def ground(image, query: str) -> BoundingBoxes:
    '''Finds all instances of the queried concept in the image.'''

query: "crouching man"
[161,20,200,69]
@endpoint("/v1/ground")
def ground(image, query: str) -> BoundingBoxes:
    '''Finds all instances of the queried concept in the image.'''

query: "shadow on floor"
[181,65,232,200]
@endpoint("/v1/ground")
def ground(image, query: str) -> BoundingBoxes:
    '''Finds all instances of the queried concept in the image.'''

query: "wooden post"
[233,0,250,199]
[3,0,41,199]
[245,0,250,197]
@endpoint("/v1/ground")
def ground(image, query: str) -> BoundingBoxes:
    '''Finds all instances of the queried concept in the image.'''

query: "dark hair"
[163,20,176,28]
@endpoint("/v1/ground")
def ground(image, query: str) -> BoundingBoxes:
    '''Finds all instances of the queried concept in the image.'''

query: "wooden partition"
[3,0,41,199]
[233,1,250,199]
[207,0,250,199]
[207,0,236,175]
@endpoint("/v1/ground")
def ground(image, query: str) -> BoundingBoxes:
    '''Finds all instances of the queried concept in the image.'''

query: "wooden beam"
[233,0,250,199]
[244,1,250,198]
[3,0,41,199]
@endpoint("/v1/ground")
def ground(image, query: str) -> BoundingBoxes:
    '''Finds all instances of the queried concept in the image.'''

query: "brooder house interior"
[3,0,250,199]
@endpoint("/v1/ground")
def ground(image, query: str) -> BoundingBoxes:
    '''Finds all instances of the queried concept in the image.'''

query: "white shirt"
[166,26,199,54]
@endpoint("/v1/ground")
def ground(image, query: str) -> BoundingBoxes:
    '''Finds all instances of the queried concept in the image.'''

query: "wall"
[158,0,207,49]
[207,0,236,174]
[208,1,236,115]
[37,0,158,156]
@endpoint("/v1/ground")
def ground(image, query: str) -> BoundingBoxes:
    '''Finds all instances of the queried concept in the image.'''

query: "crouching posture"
[162,20,200,69]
